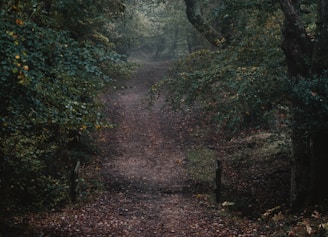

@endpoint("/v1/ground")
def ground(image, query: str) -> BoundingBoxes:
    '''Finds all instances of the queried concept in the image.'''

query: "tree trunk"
[279,0,328,210]
[308,1,328,204]
[289,115,311,211]
[184,0,223,47]
[279,0,313,77]
[312,0,328,74]
[279,0,312,210]
[309,129,328,203]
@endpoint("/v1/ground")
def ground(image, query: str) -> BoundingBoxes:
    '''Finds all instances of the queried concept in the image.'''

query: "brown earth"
[27,61,265,236]
[17,61,328,236]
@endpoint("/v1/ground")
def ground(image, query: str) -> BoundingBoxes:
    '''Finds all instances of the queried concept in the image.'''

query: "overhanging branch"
[184,0,223,47]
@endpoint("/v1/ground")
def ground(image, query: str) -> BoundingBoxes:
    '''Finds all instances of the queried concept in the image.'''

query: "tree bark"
[279,0,313,77]
[184,0,223,47]
[279,0,312,211]
[308,0,328,205]
[289,117,311,210]
[279,0,328,210]
[309,129,328,203]
[312,0,328,74]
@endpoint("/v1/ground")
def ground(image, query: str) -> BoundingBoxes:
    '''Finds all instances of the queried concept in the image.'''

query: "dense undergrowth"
[0,0,132,223]
[150,4,287,135]
[182,117,328,236]
[147,1,328,234]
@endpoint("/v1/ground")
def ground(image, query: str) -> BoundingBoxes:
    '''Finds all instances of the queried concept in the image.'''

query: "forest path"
[34,61,262,236]
[97,61,225,236]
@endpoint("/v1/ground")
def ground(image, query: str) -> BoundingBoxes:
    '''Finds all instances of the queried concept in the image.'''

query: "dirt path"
[98,61,225,236]
[32,61,265,236]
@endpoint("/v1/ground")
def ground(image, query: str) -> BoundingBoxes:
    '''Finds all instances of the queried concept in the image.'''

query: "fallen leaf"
[222,201,235,207]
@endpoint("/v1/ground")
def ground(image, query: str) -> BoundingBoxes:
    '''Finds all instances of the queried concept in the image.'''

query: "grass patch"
[185,132,292,218]
[221,132,291,217]
[186,148,218,191]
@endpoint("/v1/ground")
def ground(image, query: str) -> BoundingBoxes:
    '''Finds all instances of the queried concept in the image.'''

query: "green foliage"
[152,6,286,134]
[120,0,209,60]
[186,148,217,185]
[0,0,128,214]
[288,74,328,131]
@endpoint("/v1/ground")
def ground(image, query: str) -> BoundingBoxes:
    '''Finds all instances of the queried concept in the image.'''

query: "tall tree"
[278,0,328,210]
[184,0,328,210]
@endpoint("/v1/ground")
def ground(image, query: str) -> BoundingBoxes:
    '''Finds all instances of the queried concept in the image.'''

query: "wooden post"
[215,159,222,203]
[70,160,80,202]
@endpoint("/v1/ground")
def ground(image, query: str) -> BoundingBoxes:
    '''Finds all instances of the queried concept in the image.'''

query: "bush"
[0,6,126,214]
[151,7,287,135]
[288,74,328,131]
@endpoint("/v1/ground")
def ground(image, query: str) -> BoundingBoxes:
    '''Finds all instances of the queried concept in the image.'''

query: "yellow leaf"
[272,212,284,222]
[306,224,312,235]
[262,206,281,218]
[222,201,235,207]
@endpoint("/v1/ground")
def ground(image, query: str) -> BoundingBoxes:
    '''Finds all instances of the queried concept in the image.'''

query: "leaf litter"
[8,61,328,236]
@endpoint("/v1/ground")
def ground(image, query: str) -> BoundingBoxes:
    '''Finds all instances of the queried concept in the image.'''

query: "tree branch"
[278,0,313,77]
[184,0,223,47]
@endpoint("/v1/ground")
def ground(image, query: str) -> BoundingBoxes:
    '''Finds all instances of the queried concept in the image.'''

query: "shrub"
[0,7,126,213]
[151,7,287,135]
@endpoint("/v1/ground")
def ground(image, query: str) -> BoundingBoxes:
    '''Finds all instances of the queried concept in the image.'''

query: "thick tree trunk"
[312,0,328,74]
[279,0,313,210]
[309,129,328,203]
[289,116,311,210]
[279,0,328,210]
[303,0,328,206]
[290,107,328,211]
[279,0,313,77]
[308,2,328,204]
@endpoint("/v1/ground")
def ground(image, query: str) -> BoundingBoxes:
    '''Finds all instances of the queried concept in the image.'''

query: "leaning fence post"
[215,159,222,203]
[70,160,80,202]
